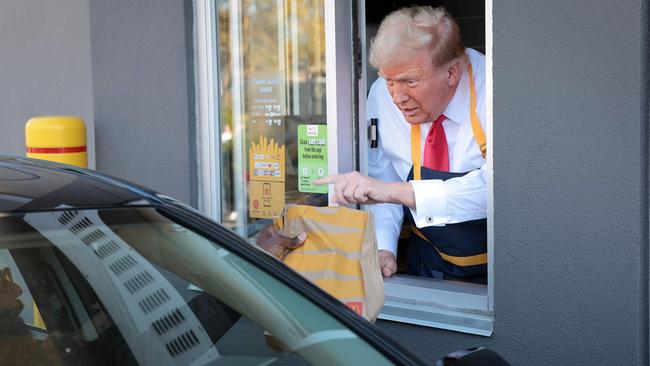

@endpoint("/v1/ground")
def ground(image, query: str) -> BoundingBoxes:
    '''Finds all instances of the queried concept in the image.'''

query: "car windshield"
[0,207,391,365]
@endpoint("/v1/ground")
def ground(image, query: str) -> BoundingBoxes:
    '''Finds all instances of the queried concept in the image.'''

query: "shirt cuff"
[375,225,399,256]
[408,179,448,227]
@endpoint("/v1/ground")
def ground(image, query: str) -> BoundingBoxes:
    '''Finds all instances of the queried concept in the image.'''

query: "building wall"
[0,0,95,167]
[89,0,196,206]
[377,0,649,365]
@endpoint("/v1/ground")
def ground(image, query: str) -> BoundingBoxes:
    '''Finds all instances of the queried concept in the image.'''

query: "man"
[315,6,488,282]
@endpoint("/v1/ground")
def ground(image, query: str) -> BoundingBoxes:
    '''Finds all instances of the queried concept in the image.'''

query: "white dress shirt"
[367,48,487,256]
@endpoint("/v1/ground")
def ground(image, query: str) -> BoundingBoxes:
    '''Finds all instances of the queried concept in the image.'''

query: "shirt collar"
[441,68,469,125]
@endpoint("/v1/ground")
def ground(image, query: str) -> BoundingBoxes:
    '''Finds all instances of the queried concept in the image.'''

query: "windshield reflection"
[0,207,387,366]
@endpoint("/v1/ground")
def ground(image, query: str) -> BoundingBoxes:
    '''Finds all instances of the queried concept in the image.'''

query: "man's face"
[380,50,458,125]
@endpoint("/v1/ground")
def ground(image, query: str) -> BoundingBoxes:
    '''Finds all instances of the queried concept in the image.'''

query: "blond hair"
[369,6,465,70]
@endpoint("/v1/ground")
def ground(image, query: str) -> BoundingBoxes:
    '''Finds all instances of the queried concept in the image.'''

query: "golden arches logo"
[345,301,363,316]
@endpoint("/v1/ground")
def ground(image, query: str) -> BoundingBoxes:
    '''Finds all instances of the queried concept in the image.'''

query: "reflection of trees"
[239,0,326,118]
[217,0,328,229]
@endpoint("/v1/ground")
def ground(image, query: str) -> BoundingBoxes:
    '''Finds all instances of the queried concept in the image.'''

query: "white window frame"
[195,0,221,223]
[325,0,355,198]
[357,0,495,336]
[196,0,495,336]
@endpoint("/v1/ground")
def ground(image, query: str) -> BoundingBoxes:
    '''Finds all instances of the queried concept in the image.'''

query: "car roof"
[0,156,162,213]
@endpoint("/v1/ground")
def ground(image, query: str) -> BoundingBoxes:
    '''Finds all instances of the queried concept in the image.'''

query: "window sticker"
[249,135,285,218]
[298,125,327,194]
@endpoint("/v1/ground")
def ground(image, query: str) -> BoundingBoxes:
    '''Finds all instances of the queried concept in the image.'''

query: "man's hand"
[314,171,414,207]
[378,250,397,277]
[255,225,307,259]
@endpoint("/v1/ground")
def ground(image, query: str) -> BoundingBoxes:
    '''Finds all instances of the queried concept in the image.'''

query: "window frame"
[196,0,222,223]
[196,0,495,336]
[198,0,348,235]
[357,0,494,336]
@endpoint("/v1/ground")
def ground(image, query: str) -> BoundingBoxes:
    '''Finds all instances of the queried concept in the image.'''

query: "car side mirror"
[436,347,510,366]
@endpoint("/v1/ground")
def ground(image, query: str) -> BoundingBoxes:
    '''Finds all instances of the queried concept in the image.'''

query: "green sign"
[298,124,328,193]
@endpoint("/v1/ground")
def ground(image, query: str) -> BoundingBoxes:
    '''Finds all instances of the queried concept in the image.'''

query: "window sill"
[379,275,493,336]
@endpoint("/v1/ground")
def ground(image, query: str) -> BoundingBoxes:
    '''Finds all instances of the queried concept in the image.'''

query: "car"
[0,156,509,366]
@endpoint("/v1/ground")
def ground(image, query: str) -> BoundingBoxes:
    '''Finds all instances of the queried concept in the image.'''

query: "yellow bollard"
[25,116,87,168]
[25,116,87,329]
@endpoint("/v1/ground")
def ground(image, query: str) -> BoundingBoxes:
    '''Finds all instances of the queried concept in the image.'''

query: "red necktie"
[422,114,449,171]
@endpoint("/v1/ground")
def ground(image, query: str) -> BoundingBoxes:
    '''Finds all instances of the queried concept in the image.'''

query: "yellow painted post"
[25,116,87,168]
[25,116,87,329]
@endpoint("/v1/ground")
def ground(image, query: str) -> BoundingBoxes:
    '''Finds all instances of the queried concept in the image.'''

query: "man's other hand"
[255,225,306,259]
[378,250,397,277]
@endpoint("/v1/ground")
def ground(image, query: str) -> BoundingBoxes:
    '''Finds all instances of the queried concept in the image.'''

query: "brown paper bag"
[274,205,384,321]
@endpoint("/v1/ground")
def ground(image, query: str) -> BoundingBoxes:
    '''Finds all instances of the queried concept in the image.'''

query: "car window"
[0,208,392,365]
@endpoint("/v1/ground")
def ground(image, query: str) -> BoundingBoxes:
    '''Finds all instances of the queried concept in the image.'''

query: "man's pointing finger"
[313,176,336,185]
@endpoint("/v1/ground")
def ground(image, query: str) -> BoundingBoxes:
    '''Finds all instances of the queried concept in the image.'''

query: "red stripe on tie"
[27,146,87,154]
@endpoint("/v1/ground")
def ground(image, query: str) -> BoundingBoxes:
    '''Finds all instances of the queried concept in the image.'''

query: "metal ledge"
[378,275,494,336]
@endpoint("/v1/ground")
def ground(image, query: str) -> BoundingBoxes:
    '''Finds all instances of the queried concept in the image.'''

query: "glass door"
[197,0,356,237]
